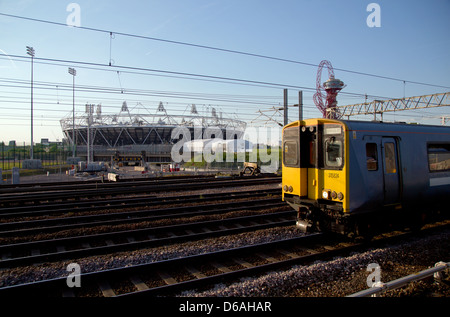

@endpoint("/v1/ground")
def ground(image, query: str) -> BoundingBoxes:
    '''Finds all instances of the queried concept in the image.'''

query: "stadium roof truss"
[60,102,247,147]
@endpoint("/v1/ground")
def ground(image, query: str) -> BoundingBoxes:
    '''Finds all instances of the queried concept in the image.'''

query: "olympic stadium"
[60,101,247,163]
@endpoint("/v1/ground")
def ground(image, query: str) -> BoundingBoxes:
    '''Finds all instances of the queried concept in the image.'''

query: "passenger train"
[282,119,450,237]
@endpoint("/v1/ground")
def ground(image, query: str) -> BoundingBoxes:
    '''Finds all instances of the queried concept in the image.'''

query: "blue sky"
[0,0,449,143]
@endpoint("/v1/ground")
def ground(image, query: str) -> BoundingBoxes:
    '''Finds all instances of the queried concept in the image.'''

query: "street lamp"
[26,46,35,159]
[68,67,76,158]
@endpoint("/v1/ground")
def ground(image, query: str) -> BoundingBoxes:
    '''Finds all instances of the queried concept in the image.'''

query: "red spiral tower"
[313,60,345,119]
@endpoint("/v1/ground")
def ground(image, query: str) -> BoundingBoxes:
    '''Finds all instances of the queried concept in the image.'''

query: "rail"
[0,234,325,297]
[347,261,449,297]
[0,176,281,207]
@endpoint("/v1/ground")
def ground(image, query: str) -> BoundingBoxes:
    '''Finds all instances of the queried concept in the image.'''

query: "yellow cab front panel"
[282,119,349,214]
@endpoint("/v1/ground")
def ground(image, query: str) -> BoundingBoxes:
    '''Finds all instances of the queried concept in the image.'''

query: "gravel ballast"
[0,226,300,288]
[180,228,450,297]
[1,224,448,297]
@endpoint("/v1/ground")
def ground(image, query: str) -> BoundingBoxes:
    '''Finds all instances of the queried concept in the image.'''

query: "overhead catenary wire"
[0,75,444,116]
[0,76,284,101]
[0,54,400,102]
[0,90,443,126]
[0,82,288,112]
[0,12,448,138]
[0,53,326,92]
[0,12,449,90]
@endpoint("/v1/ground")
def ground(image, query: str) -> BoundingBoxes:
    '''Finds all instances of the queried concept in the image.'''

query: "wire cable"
[0,54,398,101]
[1,12,449,90]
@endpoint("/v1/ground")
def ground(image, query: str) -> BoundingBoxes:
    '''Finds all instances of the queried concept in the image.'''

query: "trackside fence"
[347,261,450,297]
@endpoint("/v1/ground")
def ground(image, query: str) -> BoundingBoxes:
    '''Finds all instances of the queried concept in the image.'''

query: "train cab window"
[324,136,343,168]
[384,142,397,174]
[366,143,378,171]
[428,143,450,172]
[283,127,300,167]
[283,141,299,167]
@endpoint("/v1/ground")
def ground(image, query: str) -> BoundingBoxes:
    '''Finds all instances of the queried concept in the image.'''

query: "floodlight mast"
[26,46,35,159]
[68,67,77,158]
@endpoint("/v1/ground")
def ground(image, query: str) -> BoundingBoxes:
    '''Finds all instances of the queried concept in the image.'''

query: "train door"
[382,137,400,205]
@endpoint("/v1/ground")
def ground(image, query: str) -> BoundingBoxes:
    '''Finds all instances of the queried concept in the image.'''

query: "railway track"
[0,189,283,232]
[0,187,280,221]
[7,175,444,298]
[0,174,216,192]
[0,176,280,208]
[0,220,447,297]
[0,233,328,297]
[0,207,293,268]
[0,181,291,265]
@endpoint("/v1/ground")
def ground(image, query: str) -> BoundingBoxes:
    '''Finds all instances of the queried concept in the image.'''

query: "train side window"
[384,142,397,174]
[366,143,378,171]
[283,141,299,167]
[428,143,450,172]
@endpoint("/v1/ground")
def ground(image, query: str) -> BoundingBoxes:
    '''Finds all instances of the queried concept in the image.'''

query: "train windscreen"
[321,124,344,169]
[283,128,299,167]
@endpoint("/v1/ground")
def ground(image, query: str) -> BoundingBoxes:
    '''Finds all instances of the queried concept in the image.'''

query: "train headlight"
[283,185,288,192]
[337,192,344,200]
[331,191,337,199]
[322,190,330,199]
[288,186,293,193]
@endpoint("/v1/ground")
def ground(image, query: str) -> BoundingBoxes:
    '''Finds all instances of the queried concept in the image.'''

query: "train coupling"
[296,220,313,233]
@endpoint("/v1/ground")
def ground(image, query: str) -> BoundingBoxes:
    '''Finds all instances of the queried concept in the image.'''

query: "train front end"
[282,119,349,233]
